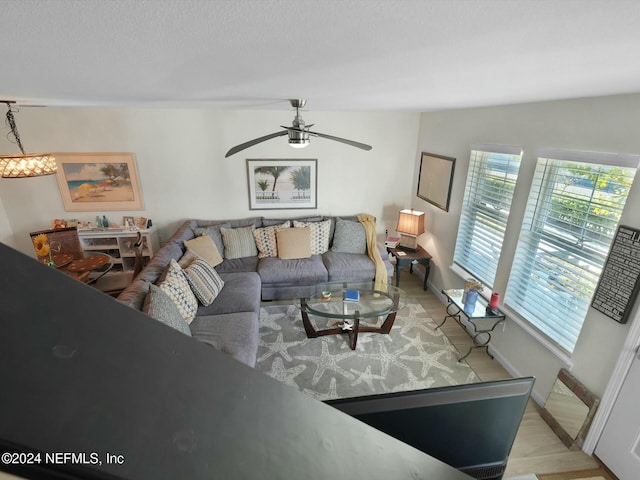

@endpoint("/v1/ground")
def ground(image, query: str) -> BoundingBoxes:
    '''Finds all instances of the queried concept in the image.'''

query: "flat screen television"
[325,377,535,480]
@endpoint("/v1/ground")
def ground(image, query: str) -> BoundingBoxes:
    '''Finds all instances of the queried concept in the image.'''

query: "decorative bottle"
[102,215,109,228]
[96,216,102,228]
[464,290,478,315]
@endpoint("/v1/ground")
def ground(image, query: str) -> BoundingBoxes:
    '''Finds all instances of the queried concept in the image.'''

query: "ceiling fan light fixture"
[287,125,310,148]
[288,139,310,149]
[1,101,56,178]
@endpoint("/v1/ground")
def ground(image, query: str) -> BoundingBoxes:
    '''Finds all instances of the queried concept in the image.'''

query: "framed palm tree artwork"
[246,159,317,210]
[54,153,144,212]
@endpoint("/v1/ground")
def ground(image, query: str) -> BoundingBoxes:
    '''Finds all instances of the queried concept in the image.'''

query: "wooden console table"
[387,246,432,290]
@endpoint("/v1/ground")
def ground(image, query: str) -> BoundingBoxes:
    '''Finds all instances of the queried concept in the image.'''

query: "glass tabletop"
[443,289,504,319]
[303,281,407,319]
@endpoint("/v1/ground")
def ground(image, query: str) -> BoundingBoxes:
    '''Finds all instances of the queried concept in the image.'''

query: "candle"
[489,292,500,309]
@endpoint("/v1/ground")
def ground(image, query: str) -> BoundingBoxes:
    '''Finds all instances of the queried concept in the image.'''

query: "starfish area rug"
[255,301,480,400]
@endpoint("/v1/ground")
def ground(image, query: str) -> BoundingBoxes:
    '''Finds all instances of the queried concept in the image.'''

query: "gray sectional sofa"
[117,215,393,367]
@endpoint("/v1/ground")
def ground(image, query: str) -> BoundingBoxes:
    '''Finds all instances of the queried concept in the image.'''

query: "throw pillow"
[183,257,225,306]
[184,235,223,267]
[177,249,199,269]
[331,218,367,254]
[292,219,331,255]
[276,228,312,259]
[220,226,258,259]
[158,259,198,323]
[193,224,228,258]
[143,283,192,336]
[253,221,290,258]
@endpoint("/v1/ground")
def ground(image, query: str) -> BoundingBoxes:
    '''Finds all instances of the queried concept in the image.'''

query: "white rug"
[256,301,480,400]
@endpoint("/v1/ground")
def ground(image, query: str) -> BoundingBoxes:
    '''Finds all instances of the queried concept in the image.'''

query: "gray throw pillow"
[143,283,192,336]
[331,218,367,254]
[193,224,228,258]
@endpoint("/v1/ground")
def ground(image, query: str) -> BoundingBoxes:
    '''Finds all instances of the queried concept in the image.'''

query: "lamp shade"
[396,209,425,237]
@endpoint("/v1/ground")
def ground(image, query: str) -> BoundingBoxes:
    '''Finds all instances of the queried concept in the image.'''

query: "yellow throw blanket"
[358,214,388,291]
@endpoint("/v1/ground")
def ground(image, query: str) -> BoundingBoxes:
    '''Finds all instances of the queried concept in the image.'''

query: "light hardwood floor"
[396,266,601,478]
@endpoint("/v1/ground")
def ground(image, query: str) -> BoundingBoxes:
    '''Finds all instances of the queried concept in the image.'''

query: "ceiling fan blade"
[289,127,372,151]
[225,130,288,157]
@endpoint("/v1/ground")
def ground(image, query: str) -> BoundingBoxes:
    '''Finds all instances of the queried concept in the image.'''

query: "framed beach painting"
[246,159,317,210]
[54,153,144,211]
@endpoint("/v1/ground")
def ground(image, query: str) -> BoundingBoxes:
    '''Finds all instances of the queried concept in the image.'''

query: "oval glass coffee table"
[299,281,407,350]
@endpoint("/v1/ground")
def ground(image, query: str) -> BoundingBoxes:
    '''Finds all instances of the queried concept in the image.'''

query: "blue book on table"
[344,289,360,302]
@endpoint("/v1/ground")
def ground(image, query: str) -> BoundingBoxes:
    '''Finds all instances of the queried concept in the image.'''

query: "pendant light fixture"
[0,101,57,178]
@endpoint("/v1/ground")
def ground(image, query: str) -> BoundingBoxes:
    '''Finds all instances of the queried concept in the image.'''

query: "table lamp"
[396,209,425,251]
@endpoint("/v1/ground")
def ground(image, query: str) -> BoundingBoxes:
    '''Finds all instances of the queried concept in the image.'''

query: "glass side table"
[438,289,506,362]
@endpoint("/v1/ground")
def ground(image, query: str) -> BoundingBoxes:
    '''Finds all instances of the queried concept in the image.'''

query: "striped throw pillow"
[220,226,258,259]
[183,258,225,306]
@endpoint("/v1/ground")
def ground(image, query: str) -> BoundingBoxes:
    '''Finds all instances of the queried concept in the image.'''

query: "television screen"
[326,377,535,480]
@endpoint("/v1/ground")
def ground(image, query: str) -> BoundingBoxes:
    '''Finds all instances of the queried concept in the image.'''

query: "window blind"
[453,145,522,287]
[505,151,638,353]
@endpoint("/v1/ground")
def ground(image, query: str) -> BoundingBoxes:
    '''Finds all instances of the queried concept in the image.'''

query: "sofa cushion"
[138,241,185,283]
[277,227,311,259]
[322,251,379,282]
[143,283,192,336]
[331,218,367,254]
[216,256,259,273]
[183,258,225,306]
[184,235,223,267]
[293,219,331,254]
[189,311,259,367]
[158,259,199,323]
[257,255,328,285]
[253,221,290,258]
[196,272,261,316]
[221,225,258,259]
[117,278,150,311]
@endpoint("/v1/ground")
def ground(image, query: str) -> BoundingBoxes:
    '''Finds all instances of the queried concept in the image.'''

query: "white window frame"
[504,149,638,354]
[452,144,522,288]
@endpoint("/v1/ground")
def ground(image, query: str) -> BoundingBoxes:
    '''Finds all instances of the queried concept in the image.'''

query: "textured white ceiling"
[2,0,640,111]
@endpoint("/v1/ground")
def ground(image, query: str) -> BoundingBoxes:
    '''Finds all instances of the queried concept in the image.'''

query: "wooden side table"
[387,246,432,290]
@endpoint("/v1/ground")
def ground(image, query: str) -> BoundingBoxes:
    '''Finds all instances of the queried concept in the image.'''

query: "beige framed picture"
[134,217,148,229]
[54,152,144,211]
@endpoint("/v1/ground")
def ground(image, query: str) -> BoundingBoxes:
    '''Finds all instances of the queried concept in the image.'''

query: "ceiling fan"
[225,99,373,157]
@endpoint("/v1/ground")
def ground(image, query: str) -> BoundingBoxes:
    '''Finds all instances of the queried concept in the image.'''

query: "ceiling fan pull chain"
[4,103,26,154]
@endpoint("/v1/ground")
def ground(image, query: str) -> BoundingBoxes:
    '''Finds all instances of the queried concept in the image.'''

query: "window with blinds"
[504,150,638,353]
[453,145,522,287]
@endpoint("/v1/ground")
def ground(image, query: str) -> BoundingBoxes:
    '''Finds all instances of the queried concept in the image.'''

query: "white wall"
[0,197,12,245]
[0,107,420,255]
[414,93,640,401]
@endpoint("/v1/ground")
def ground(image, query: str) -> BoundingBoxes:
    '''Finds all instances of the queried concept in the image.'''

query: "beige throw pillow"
[292,219,331,254]
[184,235,223,267]
[277,227,312,259]
[253,221,290,258]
